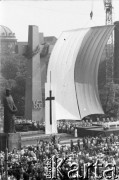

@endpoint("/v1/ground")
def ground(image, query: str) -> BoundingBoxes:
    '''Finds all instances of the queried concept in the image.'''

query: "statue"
[3,89,17,133]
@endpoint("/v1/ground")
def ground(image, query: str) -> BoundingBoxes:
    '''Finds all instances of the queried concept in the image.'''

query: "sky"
[0,0,119,41]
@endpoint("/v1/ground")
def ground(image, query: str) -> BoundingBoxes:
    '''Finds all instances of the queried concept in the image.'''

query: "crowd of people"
[1,132,119,179]
[13,116,119,133]
[15,119,45,132]
[14,119,78,134]
[57,117,118,134]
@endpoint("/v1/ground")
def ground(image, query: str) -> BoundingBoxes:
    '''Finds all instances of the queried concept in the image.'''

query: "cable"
[90,0,94,20]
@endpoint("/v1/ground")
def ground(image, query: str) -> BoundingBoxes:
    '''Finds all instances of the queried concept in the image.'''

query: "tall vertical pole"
[50,71,52,125]
[50,71,51,91]
[46,71,55,126]
[5,135,8,180]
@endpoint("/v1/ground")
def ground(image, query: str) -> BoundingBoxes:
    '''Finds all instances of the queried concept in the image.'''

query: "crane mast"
[103,0,115,103]
[104,0,114,84]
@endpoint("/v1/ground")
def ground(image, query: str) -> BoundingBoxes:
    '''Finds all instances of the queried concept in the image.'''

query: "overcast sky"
[0,0,119,41]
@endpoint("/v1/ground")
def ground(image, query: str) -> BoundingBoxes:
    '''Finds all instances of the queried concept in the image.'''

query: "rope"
[90,0,94,20]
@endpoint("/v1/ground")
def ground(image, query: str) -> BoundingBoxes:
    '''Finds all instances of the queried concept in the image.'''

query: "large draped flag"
[45,25,114,134]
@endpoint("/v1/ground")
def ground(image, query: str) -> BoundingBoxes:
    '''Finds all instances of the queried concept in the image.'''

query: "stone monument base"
[0,133,21,152]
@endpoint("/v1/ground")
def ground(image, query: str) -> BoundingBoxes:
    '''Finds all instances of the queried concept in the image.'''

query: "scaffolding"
[104,0,114,84]
[103,0,115,103]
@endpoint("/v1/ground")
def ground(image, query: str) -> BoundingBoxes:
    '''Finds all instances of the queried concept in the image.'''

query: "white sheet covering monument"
[45,25,114,134]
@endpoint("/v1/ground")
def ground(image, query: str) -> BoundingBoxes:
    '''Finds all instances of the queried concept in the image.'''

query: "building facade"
[0,25,17,54]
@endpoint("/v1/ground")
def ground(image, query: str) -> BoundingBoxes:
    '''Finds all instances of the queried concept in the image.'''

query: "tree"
[1,54,27,116]
[99,82,119,118]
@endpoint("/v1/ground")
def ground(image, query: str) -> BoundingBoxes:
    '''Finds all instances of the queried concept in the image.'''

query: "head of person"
[6,88,11,96]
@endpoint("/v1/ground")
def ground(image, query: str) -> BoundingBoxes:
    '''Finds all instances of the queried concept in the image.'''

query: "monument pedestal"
[0,133,21,152]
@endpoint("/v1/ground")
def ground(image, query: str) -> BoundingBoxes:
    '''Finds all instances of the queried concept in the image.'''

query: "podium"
[0,133,21,152]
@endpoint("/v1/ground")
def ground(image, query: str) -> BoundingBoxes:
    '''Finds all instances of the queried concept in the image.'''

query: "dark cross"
[46,90,55,125]
[45,71,55,125]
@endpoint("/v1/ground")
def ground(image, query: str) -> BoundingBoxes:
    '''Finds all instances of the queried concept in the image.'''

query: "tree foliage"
[98,59,119,118]
[1,54,27,116]
[99,82,119,118]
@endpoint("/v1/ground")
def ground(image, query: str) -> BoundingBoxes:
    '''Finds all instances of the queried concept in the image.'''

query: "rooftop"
[0,25,16,39]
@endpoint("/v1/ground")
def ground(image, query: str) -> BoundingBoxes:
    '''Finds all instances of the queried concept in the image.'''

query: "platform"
[20,131,74,146]
[77,126,119,137]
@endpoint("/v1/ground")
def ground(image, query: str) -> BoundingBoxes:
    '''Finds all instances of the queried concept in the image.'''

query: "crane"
[103,0,114,84]
[103,0,115,102]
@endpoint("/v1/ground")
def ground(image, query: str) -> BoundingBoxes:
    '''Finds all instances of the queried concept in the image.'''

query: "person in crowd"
[0,132,119,180]
[2,118,119,179]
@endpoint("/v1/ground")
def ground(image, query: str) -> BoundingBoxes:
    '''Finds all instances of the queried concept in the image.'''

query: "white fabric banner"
[45,25,114,131]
